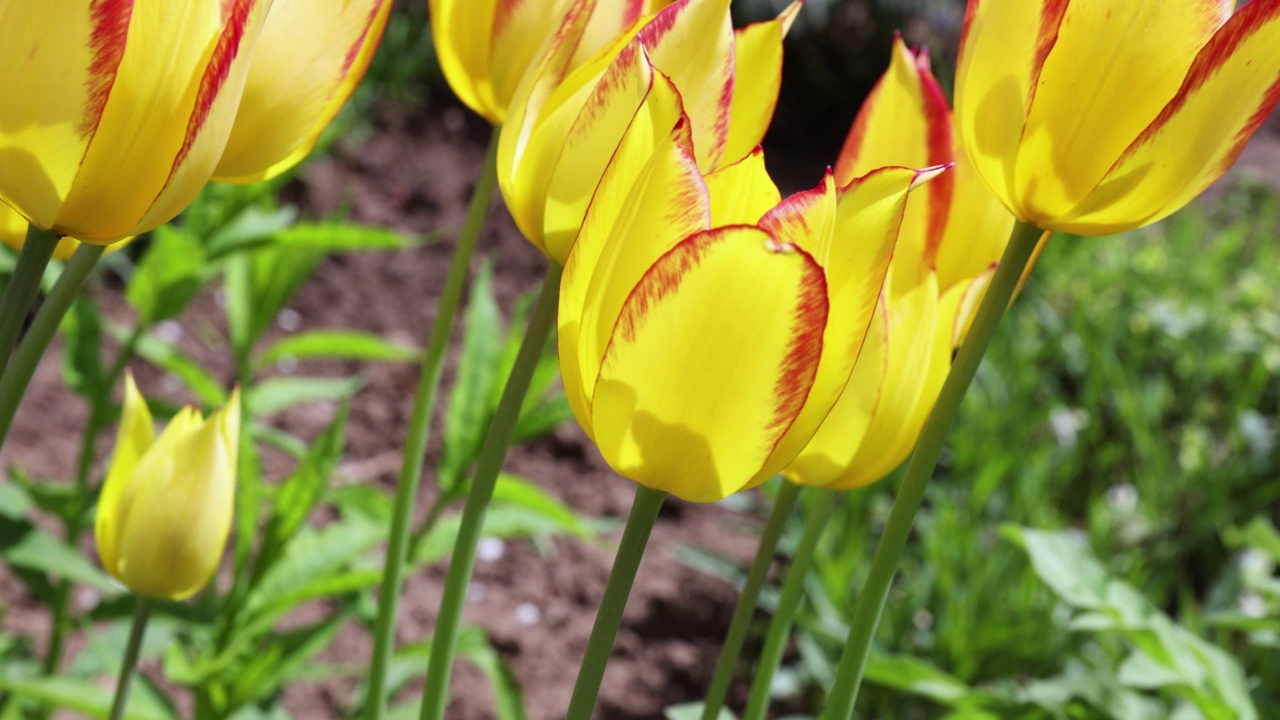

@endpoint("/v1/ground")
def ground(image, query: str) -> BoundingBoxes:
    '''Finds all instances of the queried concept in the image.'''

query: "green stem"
[417,262,562,720]
[565,485,667,720]
[820,220,1044,720]
[0,242,103,452]
[700,481,803,720]
[42,322,145,677]
[367,127,501,720]
[0,225,59,375]
[107,597,151,720]
[743,489,834,720]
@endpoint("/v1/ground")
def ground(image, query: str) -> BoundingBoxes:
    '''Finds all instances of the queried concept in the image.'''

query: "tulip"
[430,0,674,126]
[955,0,1280,235]
[498,0,800,262]
[214,0,393,183]
[0,1,275,243]
[558,95,941,502]
[95,374,240,600]
[0,201,133,262]
[785,38,1017,490]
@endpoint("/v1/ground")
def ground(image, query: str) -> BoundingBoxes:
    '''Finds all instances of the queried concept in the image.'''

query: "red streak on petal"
[915,47,955,263]
[610,226,714,346]
[341,0,390,76]
[959,0,979,55]
[492,0,524,40]
[639,0,688,46]
[764,246,827,437]
[711,43,735,165]
[1217,74,1280,176]
[80,0,133,137]
[1119,0,1280,167]
[165,0,256,182]
[1026,0,1069,113]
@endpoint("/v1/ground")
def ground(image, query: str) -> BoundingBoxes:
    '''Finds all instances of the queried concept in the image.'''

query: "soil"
[2,89,1278,720]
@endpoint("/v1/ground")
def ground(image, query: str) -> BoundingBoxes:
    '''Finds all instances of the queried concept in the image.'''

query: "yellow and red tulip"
[430,0,673,126]
[558,100,941,502]
[498,0,800,263]
[214,0,393,183]
[785,39,1013,489]
[0,201,133,261]
[955,0,1280,235]
[0,1,275,243]
[95,374,240,601]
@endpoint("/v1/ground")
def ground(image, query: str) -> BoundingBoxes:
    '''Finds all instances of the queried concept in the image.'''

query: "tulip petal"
[933,149,1014,293]
[95,372,155,578]
[213,0,391,183]
[1014,0,1231,222]
[50,0,271,241]
[643,0,735,170]
[113,402,235,600]
[720,1,801,165]
[559,117,708,432]
[1056,0,1280,233]
[703,147,781,226]
[838,37,954,285]
[430,0,505,122]
[590,226,827,502]
[543,42,682,263]
[954,0,1069,217]
[0,0,127,230]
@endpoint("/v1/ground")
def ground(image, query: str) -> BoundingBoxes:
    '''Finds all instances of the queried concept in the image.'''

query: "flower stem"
[565,485,667,720]
[820,219,1045,720]
[743,489,834,720]
[366,128,501,720]
[107,597,151,720]
[417,262,562,720]
[700,481,803,720]
[0,242,104,452]
[0,226,59,373]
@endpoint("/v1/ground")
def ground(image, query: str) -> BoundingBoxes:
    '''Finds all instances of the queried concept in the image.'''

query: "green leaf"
[246,376,364,416]
[3,526,118,593]
[127,226,207,324]
[125,328,226,406]
[204,206,297,260]
[512,395,575,444]
[60,294,105,397]
[0,674,173,720]
[863,654,975,706]
[272,221,409,252]
[227,611,350,712]
[0,482,32,519]
[457,629,527,720]
[1002,526,1109,610]
[490,474,594,540]
[256,330,418,369]
[441,258,503,489]
[665,704,738,720]
[1223,516,1280,563]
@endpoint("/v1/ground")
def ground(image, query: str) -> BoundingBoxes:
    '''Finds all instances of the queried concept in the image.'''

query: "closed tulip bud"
[430,0,673,126]
[214,0,393,183]
[95,374,240,601]
[786,38,1020,490]
[0,1,275,244]
[498,0,800,262]
[956,0,1280,235]
[558,91,943,502]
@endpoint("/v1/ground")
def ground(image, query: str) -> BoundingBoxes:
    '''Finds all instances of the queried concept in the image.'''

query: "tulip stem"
[700,481,803,720]
[417,262,562,720]
[366,127,501,720]
[107,597,151,720]
[743,489,835,720]
[820,219,1044,720]
[565,485,667,720]
[0,241,104,452]
[0,226,59,374]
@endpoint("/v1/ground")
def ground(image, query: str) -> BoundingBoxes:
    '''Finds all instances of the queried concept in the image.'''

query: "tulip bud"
[95,374,240,601]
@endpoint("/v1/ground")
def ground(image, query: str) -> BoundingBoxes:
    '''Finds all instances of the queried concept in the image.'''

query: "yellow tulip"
[558,91,942,502]
[498,0,800,263]
[214,0,393,183]
[0,1,275,244]
[0,200,133,261]
[955,0,1280,235]
[785,39,1015,490]
[95,374,240,601]
[430,0,673,126]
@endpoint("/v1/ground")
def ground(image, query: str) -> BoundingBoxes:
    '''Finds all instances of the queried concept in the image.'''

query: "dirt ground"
[2,93,1278,720]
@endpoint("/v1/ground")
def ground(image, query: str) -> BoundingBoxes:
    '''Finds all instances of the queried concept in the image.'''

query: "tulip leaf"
[665,704,737,720]
[255,330,419,370]
[123,326,226,406]
[441,258,502,490]
[2,525,117,594]
[0,675,173,720]
[227,610,350,713]
[60,294,105,398]
[271,221,409,252]
[127,226,208,325]
[246,376,365,417]
[456,629,527,720]
[203,205,297,261]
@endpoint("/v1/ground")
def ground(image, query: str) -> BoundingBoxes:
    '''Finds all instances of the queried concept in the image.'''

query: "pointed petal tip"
[911,162,953,189]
